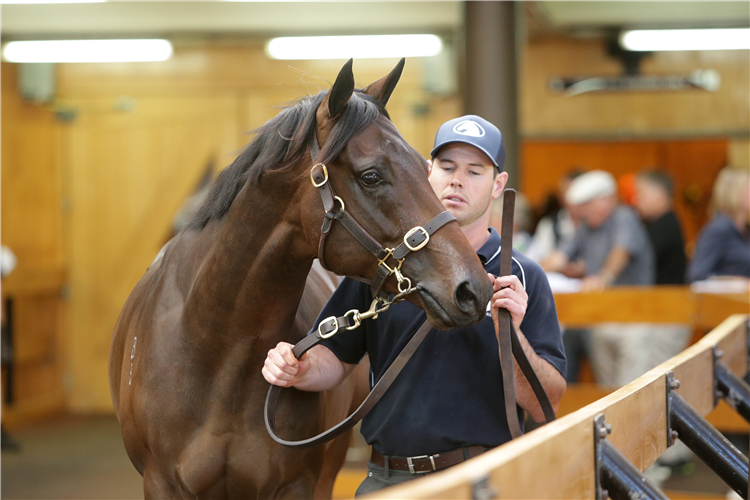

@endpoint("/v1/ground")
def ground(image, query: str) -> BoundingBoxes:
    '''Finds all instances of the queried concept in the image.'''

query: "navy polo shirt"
[317,227,566,457]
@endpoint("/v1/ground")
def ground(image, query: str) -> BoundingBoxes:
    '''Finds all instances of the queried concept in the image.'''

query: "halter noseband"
[309,158,456,300]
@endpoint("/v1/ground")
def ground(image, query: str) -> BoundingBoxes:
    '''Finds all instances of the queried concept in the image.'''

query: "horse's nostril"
[454,281,479,314]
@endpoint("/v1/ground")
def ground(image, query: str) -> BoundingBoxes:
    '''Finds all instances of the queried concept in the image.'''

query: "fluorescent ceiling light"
[621,28,750,52]
[2,39,173,63]
[0,0,104,3]
[266,34,442,60]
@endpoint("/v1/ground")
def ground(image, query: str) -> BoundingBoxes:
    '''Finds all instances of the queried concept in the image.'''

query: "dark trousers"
[355,460,437,497]
[562,327,591,383]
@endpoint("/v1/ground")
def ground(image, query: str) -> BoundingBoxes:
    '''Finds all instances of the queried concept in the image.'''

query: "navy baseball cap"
[430,115,505,172]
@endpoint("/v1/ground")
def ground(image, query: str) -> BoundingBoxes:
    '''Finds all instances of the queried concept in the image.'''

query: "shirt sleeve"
[687,218,725,282]
[612,207,648,256]
[560,226,583,262]
[319,278,371,364]
[517,257,567,377]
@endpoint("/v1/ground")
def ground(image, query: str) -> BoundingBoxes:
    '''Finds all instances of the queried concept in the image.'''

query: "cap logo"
[452,120,485,138]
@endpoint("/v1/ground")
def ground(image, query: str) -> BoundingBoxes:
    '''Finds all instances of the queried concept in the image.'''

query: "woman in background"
[688,166,750,282]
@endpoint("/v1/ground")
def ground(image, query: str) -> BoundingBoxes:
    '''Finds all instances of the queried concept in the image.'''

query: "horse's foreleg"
[144,466,183,500]
[314,430,352,500]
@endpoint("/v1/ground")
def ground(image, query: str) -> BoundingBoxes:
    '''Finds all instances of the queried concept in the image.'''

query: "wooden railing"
[367,314,748,499]
[555,286,750,434]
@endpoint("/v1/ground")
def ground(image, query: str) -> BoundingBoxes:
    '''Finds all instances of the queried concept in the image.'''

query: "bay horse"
[109,59,492,499]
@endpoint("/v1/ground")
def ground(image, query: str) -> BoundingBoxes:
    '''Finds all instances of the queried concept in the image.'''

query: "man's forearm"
[511,328,566,422]
[540,250,568,273]
[598,246,630,285]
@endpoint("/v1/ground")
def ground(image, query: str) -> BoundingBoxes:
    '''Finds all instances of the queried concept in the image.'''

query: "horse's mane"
[187,90,386,230]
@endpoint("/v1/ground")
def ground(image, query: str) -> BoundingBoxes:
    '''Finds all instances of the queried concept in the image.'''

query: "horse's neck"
[183,174,314,346]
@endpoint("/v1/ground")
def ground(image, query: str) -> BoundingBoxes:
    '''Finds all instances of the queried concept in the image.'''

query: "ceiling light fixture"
[0,0,105,4]
[266,34,442,60]
[620,28,750,52]
[2,39,173,63]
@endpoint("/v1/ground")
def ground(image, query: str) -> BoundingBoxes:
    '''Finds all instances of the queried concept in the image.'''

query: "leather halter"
[265,185,557,449]
[309,162,456,300]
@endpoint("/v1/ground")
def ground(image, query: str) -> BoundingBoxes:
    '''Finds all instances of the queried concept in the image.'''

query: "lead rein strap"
[264,319,433,449]
[496,189,524,439]
[495,189,556,439]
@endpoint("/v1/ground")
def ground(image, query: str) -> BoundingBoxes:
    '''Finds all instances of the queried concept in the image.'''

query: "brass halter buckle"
[310,163,329,188]
[318,316,339,339]
[404,226,429,252]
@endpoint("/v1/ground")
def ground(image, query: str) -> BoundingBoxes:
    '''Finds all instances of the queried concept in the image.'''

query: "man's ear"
[493,172,509,199]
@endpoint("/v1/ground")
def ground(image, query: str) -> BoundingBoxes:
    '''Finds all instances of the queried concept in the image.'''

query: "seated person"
[688,166,750,282]
[542,170,657,387]
[634,169,687,285]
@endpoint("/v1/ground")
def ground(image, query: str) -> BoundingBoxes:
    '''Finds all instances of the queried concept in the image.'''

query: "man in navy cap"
[263,116,566,495]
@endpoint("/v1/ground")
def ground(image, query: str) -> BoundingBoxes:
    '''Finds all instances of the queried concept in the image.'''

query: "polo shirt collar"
[477,227,502,264]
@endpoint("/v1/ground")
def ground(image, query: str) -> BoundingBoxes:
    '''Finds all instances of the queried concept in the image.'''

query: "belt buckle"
[406,454,438,474]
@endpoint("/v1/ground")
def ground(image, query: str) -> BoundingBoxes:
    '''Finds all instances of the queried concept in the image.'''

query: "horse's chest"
[176,429,309,499]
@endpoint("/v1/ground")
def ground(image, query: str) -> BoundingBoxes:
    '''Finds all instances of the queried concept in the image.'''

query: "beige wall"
[29,44,460,412]
[2,36,748,416]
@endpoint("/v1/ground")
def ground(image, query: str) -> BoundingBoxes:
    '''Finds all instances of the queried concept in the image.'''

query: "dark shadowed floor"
[0,415,745,499]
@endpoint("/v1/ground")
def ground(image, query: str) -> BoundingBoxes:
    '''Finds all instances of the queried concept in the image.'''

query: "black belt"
[371,446,487,474]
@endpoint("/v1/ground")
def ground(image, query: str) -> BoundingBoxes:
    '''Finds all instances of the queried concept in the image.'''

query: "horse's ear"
[326,58,355,118]
[362,58,405,107]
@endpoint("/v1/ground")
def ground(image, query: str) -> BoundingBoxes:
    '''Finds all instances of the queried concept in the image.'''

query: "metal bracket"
[594,413,611,500]
[665,371,680,447]
[712,346,725,408]
[670,389,749,498]
[471,474,498,500]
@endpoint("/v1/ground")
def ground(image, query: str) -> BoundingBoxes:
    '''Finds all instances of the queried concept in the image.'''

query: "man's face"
[634,179,666,220]
[578,195,616,229]
[429,143,505,228]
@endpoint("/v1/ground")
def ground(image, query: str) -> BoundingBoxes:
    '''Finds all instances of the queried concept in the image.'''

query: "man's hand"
[262,342,310,387]
[581,275,607,292]
[488,273,527,332]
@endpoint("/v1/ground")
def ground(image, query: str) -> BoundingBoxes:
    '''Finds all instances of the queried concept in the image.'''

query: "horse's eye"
[360,171,381,186]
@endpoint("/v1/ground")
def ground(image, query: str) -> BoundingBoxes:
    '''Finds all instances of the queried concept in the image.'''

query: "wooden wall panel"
[52,46,461,411]
[1,62,67,425]
[521,37,749,136]
[5,38,748,417]
[62,94,241,410]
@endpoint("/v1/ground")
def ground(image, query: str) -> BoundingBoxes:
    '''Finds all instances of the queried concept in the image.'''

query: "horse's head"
[302,59,492,329]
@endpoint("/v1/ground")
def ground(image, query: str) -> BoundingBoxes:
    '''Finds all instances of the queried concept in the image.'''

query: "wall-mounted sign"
[549,69,720,97]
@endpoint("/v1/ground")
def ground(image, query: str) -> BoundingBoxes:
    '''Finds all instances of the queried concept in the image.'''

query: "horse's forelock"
[318,92,384,166]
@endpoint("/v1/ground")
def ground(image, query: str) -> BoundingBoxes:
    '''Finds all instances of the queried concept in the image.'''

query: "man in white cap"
[264,115,566,495]
[542,170,654,291]
[542,170,655,387]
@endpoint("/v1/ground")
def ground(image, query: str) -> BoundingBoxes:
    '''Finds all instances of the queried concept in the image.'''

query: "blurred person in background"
[542,170,654,291]
[687,166,750,283]
[1,245,19,451]
[634,169,687,285]
[542,170,657,387]
[633,169,691,402]
[527,169,585,264]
